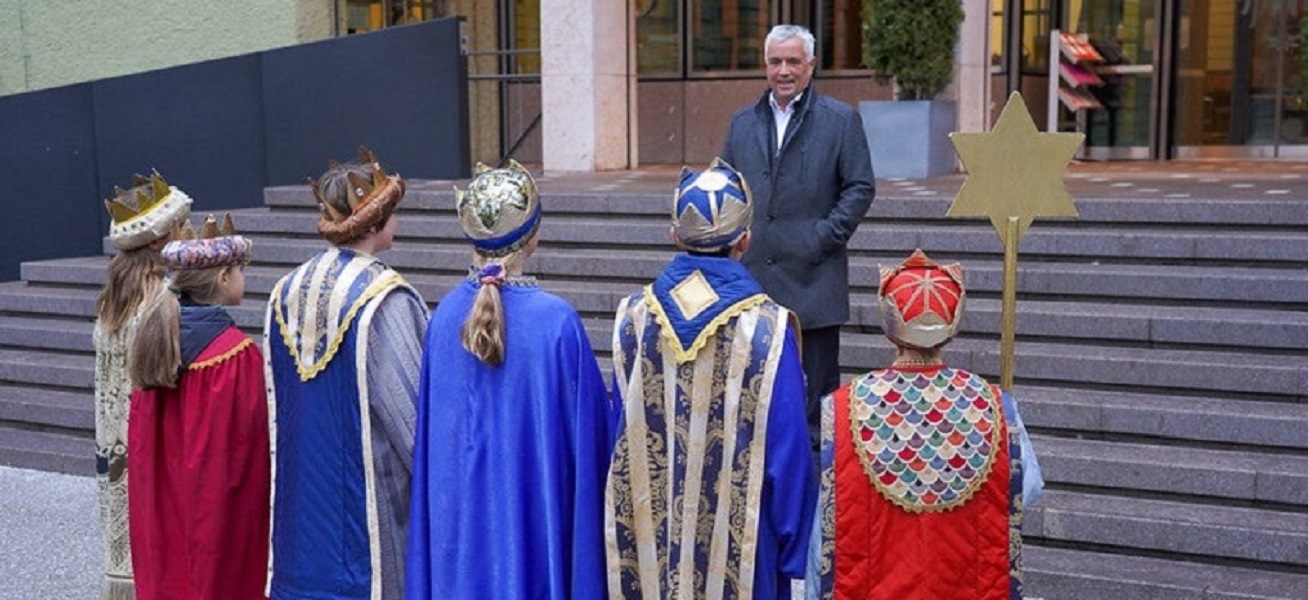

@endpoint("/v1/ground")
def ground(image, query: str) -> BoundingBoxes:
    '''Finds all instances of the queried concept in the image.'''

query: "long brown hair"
[95,246,166,335]
[128,266,229,389]
[460,248,531,366]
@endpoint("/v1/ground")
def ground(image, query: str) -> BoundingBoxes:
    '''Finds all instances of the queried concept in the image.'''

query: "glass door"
[1172,0,1308,157]
[1070,0,1164,159]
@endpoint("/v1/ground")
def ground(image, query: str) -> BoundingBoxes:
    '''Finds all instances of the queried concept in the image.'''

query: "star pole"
[947,92,1083,389]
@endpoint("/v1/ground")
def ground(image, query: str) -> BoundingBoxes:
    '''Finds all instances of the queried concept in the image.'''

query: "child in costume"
[806,249,1043,600]
[93,171,192,600]
[264,148,427,600]
[605,159,815,599]
[127,214,268,600]
[406,160,610,600]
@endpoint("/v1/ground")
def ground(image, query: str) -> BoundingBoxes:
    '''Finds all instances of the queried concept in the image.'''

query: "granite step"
[0,386,93,430]
[0,349,93,390]
[1031,434,1308,504]
[1017,386,1308,450]
[0,427,92,476]
[1024,544,1308,600]
[2,281,1304,399]
[0,316,93,353]
[837,333,1307,399]
[226,207,1308,266]
[1024,489,1308,567]
[262,186,1308,229]
[27,255,1308,350]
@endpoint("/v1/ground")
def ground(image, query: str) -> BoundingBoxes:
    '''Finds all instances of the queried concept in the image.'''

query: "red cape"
[128,326,270,600]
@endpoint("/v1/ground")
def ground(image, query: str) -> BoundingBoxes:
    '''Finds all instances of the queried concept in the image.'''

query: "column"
[955,0,992,133]
[540,0,630,171]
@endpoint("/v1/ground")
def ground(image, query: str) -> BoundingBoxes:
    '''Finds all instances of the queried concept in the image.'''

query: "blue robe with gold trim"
[264,248,427,600]
[605,254,815,600]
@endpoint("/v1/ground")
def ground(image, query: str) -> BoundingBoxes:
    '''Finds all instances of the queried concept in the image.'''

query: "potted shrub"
[859,0,964,179]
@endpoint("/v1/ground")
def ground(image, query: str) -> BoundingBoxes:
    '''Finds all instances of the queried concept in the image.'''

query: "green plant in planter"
[862,0,964,101]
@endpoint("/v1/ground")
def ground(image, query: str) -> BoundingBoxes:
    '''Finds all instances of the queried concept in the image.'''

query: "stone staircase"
[0,177,1305,598]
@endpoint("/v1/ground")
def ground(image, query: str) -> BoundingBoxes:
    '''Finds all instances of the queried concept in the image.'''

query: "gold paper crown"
[171,213,237,241]
[104,171,172,224]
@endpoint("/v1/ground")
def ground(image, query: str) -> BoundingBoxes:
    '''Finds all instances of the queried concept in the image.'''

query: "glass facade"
[640,0,866,76]
[336,0,1305,159]
[1174,0,1307,150]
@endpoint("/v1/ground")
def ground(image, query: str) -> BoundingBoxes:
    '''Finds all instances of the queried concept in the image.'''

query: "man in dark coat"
[720,23,876,451]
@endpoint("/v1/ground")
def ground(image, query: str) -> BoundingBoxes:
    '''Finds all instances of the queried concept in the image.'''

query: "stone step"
[1018,385,1308,450]
[227,206,1308,265]
[0,349,93,390]
[0,427,92,476]
[0,316,93,353]
[262,185,1308,229]
[1031,434,1308,504]
[0,386,93,430]
[1024,544,1308,600]
[1024,489,1308,567]
[2,280,1304,399]
[837,332,1307,399]
[31,254,1308,351]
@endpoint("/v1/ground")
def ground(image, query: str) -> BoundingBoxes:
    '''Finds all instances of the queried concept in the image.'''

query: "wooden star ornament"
[947,92,1084,247]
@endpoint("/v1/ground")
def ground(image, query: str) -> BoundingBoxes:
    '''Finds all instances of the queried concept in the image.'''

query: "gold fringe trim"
[188,337,253,371]
[643,286,769,364]
[848,373,1005,514]
[272,270,406,382]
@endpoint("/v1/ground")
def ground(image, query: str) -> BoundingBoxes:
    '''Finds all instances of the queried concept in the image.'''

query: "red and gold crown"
[104,170,193,250]
[309,147,405,246]
[878,249,966,350]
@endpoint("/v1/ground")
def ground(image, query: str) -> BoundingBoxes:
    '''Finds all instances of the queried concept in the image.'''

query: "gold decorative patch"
[670,269,719,320]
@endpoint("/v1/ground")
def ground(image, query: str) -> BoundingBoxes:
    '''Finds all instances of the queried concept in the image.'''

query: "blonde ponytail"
[461,281,506,365]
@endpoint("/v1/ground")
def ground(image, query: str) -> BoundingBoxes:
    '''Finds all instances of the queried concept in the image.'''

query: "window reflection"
[638,0,681,75]
[691,0,772,72]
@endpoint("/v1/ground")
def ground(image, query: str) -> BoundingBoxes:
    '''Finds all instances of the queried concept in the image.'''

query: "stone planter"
[859,100,957,179]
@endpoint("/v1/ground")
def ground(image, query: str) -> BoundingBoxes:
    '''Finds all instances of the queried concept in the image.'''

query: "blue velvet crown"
[673,157,753,252]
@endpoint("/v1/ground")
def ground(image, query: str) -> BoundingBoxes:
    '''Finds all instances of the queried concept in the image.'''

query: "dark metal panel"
[0,84,101,280]
[262,18,470,183]
[92,54,268,215]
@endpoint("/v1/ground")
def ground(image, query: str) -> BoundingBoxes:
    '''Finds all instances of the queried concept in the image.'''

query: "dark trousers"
[801,325,842,453]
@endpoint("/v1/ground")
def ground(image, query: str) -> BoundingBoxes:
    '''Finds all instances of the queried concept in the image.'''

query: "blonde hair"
[95,246,166,335]
[128,266,229,389]
[460,248,531,366]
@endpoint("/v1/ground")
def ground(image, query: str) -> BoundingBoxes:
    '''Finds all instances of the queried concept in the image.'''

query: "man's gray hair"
[765,24,816,61]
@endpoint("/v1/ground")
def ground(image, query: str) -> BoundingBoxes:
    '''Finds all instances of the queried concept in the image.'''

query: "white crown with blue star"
[673,157,753,252]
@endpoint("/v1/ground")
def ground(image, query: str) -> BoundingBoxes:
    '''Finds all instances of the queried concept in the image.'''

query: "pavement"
[0,466,100,600]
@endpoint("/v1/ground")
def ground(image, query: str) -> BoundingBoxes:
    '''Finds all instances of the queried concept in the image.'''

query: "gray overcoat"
[720,86,876,330]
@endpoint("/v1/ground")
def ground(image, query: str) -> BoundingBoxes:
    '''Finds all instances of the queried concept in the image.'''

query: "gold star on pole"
[948,92,1083,247]
[947,92,1084,390]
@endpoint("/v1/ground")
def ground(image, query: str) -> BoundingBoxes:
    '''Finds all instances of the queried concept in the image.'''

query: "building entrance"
[1040,0,1306,159]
